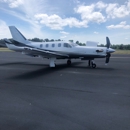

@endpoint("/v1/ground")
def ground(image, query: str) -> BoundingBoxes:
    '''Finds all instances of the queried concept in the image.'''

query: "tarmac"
[0,52,130,130]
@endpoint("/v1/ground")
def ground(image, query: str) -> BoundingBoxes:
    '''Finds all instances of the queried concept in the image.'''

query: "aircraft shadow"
[0,62,48,67]
[5,61,116,80]
[9,62,83,80]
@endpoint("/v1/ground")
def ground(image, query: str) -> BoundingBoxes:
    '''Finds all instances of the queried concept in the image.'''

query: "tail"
[9,26,30,44]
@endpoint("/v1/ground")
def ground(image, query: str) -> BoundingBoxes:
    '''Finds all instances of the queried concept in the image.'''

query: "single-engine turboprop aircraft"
[4,26,115,68]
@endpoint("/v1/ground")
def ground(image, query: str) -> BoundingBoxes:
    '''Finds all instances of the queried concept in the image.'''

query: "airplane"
[4,26,115,68]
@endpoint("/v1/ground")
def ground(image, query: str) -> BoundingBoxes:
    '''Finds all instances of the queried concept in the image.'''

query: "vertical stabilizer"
[9,26,29,44]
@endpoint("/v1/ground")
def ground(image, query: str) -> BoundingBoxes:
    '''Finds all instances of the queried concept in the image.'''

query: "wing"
[24,47,69,58]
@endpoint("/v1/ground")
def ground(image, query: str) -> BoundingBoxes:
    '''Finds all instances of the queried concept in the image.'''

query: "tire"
[67,60,71,65]
[92,63,96,68]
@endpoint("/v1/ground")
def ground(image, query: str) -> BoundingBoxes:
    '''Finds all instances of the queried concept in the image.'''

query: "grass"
[0,48,13,52]
[113,50,130,54]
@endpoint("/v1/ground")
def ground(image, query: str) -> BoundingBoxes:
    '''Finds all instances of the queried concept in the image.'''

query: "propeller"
[105,37,111,64]
[106,37,111,49]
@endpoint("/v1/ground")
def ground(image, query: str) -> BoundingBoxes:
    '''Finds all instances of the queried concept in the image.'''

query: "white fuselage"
[6,41,113,59]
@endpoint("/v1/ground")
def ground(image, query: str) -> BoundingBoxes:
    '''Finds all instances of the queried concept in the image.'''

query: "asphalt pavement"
[0,52,130,130]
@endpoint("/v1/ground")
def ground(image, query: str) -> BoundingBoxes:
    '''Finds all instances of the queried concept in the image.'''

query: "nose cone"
[107,48,115,53]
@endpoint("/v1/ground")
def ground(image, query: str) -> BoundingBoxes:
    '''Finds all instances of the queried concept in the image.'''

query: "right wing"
[24,47,69,58]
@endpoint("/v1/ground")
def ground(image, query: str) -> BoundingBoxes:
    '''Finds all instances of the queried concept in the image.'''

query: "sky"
[0,0,130,45]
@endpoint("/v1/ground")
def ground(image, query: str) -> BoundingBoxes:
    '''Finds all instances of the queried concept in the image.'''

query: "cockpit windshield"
[70,42,79,47]
[64,43,72,48]
[63,42,78,48]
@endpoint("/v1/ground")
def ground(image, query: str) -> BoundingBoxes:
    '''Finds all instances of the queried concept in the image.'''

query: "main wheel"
[92,63,96,68]
[67,60,71,65]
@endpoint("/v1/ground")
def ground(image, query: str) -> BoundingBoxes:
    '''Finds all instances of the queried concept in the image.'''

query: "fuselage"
[5,40,115,59]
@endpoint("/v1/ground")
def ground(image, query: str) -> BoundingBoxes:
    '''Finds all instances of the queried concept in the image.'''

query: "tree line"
[98,44,130,50]
[0,38,130,50]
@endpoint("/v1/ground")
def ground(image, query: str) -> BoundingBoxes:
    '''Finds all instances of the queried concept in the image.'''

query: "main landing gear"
[88,60,96,68]
[67,59,71,66]
[49,57,56,67]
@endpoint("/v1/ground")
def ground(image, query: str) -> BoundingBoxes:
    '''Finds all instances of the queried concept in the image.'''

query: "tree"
[44,38,49,42]
[50,39,54,42]
[82,43,86,46]
[0,39,6,47]
[98,44,105,47]
[78,43,82,46]
[76,41,79,45]
[119,44,124,50]
[69,40,73,43]
[31,38,43,42]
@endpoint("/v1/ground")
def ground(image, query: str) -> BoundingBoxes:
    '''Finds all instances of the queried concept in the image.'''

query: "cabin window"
[64,43,72,48]
[46,44,49,48]
[58,43,61,47]
[52,44,55,47]
[40,44,43,48]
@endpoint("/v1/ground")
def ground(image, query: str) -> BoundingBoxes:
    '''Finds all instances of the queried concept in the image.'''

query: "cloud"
[1,0,130,33]
[0,0,48,38]
[96,1,107,9]
[0,0,24,8]
[60,31,69,40]
[106,2,130,18]
[34,14,88,30]
[94,31,99,34]
[60,35,67,39]
[60,31,69,35]
[75,1,130,22]
[106,21,130,29]
[75,4,106,24]
[9,0,24,8]
[0,19,11,38]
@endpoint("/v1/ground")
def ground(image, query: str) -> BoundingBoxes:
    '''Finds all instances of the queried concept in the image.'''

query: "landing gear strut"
[88,60,91,67]
[88,60,96,68]
[67,59,71,65]
[49,57,56,67]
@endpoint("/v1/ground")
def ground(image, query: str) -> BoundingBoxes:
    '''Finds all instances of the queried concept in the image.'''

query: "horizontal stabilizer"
[4,38,12,44]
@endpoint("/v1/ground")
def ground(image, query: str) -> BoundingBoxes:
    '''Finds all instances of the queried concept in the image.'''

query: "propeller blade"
[106,37,111,49]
